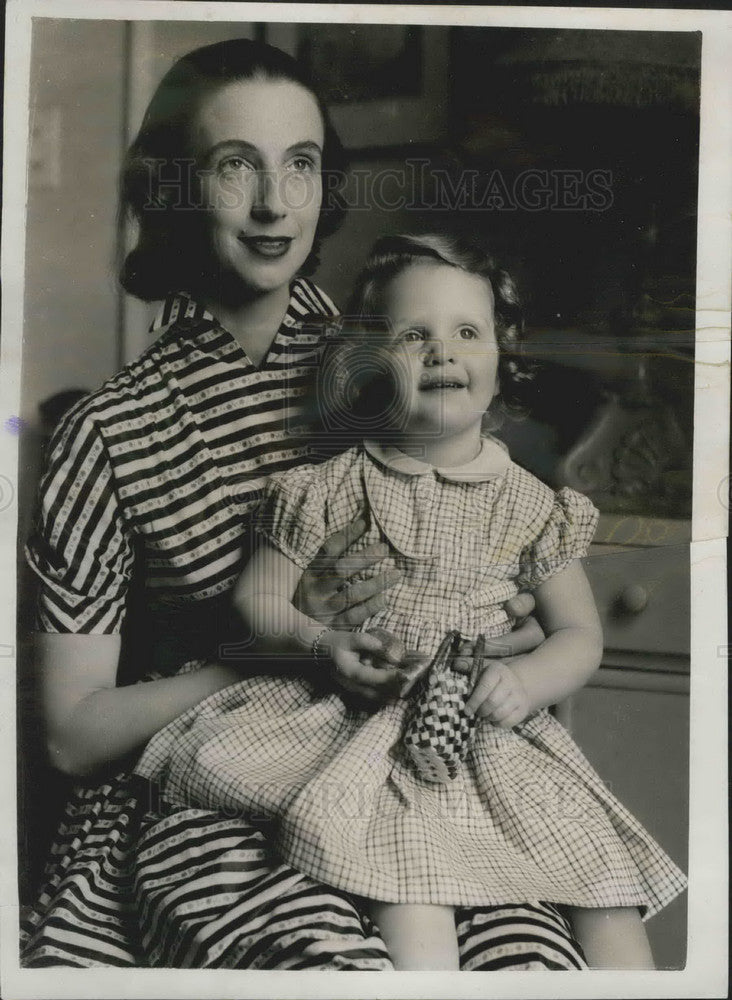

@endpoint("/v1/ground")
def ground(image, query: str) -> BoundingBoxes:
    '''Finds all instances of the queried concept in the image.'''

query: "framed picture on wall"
[264,22,450,149]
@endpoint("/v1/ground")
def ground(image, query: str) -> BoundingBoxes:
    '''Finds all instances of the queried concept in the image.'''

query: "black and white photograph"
[0,3,729,998]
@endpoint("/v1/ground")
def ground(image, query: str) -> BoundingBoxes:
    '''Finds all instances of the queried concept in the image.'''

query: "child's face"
[191,77,324,297]
[381,262,499,441]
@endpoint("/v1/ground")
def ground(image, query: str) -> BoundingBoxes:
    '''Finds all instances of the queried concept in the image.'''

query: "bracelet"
[311,626,332,665]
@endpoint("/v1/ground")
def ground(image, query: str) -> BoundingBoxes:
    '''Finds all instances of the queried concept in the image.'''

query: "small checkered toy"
[403,630,486,783]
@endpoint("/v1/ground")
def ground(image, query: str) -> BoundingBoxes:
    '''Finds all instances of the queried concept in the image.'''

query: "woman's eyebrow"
[201,140,257,164]
[202,139,322,163]
[285,140,323,157]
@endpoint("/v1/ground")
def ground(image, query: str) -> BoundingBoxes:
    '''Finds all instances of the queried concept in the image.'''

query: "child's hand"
[321,629,409,707]
[365,627,431,695]
[363,626,407,670]
[465,660,531,728]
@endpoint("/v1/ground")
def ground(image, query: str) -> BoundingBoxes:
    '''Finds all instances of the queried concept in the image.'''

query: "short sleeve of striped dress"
[255,467,329,571]
[517,486,599,591]
[25,404,133,634]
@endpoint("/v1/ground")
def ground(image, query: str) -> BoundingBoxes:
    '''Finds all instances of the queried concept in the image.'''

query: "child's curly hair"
[324,232,534,437]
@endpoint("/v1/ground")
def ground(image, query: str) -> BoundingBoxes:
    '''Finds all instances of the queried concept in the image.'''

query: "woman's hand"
[503,591,537,625]
[449,605,544,678]
[293,517,401,627]
[465,659,531,728]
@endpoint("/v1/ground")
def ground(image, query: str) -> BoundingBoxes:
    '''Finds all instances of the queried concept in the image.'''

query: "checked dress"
[137,440,688,916]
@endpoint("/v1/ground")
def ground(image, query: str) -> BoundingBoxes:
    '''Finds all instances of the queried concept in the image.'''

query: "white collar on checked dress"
[363,435,511,483]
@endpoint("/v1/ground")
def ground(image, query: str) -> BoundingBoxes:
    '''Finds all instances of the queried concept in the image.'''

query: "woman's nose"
[251,168,286,221]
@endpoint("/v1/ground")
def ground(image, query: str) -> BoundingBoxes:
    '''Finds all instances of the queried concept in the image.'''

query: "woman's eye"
[457,326,479,340]
[287,155,316,173]
[219,156,254,175]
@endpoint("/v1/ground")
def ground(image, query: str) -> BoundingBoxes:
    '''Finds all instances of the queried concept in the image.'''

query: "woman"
[22,38,586,970]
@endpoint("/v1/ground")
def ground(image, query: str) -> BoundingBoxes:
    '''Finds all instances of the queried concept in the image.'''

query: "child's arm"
[466,560,603,727]
[234,540,409,704]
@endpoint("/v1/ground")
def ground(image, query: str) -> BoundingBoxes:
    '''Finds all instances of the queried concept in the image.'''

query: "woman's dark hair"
[343,232,534,422]
[119,38,348,301]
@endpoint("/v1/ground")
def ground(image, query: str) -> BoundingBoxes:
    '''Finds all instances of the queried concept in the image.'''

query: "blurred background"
[17,18,697,967]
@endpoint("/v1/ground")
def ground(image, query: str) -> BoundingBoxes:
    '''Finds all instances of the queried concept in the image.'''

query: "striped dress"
[21,279,587,969]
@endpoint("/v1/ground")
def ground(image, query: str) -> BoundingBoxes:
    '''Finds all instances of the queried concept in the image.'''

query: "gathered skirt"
[136,671,687,915]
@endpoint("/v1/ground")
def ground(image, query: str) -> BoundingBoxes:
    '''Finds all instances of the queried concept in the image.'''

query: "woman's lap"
[456,903,587,970]
[21,777,586,970]
[133,805,392,969]
[20,773,144,967]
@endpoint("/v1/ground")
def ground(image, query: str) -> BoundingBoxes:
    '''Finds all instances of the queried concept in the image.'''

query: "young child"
[136,233,687,970]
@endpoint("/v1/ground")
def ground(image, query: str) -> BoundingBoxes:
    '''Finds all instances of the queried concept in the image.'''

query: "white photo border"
[1,3,729,998]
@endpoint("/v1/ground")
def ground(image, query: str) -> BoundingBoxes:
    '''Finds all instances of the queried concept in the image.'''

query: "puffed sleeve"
[25,406,135,633]
[255,466,329,570]
[517,487,599,590]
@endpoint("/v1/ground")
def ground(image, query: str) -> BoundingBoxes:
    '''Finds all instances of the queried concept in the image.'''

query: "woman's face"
[191,76,325,297]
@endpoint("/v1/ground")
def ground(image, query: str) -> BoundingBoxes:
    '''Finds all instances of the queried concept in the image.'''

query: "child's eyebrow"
[391,316,493,329]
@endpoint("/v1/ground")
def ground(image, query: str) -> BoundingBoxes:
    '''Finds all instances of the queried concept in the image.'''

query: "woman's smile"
[238,235,295,258]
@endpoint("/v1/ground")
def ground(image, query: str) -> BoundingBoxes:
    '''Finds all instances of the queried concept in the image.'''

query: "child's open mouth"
[239,236,293,258]
[419,377,467,391]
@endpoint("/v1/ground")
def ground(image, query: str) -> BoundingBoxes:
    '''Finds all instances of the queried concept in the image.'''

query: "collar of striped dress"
[363,435,511,483]
[149,280,338,337]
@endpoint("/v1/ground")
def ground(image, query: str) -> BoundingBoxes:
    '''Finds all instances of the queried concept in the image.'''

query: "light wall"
[22,18,126,425]
[19,19,127,587]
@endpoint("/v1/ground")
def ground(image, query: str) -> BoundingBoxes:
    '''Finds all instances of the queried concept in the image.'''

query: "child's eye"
[457,326,479,340]
[399,329,425,344]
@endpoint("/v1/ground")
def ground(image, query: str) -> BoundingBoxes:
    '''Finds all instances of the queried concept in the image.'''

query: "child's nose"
[423,338,453,365]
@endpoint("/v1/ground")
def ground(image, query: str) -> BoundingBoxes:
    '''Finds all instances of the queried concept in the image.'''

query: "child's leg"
[367,902,459,970]
[570,906,655,969]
